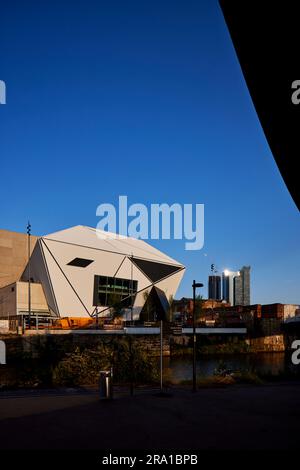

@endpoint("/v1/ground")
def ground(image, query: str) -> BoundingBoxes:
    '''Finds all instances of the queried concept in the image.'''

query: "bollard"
[99,368,113,400]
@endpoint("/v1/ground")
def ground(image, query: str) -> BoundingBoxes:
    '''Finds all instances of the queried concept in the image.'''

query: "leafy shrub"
[52,338,159,386]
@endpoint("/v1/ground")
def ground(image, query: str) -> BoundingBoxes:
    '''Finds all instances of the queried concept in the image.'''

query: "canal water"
[162,352,298,382]
[1,352,299,389]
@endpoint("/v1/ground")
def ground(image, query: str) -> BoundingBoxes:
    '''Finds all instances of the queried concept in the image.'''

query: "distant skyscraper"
[208,275,221,300]
[222,270,239,305]
[234,266,251,306]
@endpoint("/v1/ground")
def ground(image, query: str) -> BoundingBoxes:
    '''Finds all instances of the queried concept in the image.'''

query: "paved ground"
[0,382,299,450]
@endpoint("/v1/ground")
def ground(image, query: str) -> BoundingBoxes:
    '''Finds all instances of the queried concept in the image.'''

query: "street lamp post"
[192,280,203,392]
[27,222,31,330]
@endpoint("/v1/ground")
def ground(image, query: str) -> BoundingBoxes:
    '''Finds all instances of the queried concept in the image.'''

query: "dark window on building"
[93,275,138,308]
[67,258,94,268]
[131,257,182,282]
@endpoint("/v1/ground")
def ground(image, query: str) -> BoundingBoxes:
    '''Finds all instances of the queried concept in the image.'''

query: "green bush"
[52,338,159,387]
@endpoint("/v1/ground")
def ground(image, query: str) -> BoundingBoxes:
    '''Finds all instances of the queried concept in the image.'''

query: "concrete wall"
[0,229,38,288]
[16,281,49,314]
[0,330,289,360]
[0,283,16,318]
[0,281,49,318]
[3,333,170,359]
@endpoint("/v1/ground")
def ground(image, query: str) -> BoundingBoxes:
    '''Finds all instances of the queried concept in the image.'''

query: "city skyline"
[0,0,299,305]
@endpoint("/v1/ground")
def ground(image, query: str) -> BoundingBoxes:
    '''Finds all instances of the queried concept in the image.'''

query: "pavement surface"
[0,382,299,450]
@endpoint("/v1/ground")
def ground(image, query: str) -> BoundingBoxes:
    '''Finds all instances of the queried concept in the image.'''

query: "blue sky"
[1,0,299,304]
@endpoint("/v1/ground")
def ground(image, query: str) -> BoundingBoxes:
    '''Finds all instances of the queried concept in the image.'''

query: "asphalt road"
[0,383,299,450]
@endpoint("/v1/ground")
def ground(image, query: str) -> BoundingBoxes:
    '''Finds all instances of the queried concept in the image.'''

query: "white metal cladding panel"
[41,239,153,318]
[21,241,58,315]
[113,256,151,292]
[42,239,128,317]
[101,233,180,265]
[41,241,90,317]
[45,239,152,316]
[44,225,182,265]
[43,238,125,277]
[21,226,185,319]
[154,268,185,302]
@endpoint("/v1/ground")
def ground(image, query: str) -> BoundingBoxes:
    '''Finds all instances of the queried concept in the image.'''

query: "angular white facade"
[21,226,185,320]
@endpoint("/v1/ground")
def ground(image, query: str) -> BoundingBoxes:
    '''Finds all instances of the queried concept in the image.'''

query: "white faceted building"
[21,226,185,321]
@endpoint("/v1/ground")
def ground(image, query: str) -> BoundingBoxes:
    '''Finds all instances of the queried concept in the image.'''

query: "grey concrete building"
[234,266,251,306]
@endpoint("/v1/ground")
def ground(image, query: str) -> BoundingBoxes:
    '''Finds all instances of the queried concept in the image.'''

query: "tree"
[109,294,124,322]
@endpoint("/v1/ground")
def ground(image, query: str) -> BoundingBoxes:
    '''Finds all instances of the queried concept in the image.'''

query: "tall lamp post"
[27,222,31,330]
[192,280,203,392]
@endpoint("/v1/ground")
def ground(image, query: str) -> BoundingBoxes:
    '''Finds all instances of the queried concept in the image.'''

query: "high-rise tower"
[234,266,251,306]
[222,270,239,305]
[208,275,221,300]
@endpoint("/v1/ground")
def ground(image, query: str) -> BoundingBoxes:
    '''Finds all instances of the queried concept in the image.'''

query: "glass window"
[93,275,138,307]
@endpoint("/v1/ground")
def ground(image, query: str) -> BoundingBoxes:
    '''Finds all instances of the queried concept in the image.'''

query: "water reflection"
[162,353,297,382]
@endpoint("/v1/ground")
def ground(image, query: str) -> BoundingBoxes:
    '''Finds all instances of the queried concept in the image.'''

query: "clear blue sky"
[1,0,299,304]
